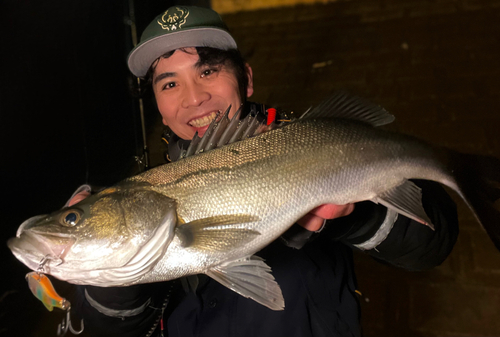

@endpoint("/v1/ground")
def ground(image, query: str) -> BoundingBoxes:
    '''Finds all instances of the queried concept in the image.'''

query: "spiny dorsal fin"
[180,105,281,160]
[301,91,395,127]
[182,106,232,159]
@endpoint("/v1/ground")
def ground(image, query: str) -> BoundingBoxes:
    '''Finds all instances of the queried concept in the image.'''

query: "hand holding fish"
[297,204,355,231]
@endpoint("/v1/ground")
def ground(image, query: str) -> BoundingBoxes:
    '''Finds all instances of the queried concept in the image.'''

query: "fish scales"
[124,119,450,283]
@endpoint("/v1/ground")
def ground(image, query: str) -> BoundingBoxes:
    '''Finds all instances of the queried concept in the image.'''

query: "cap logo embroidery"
[157,7,189,31]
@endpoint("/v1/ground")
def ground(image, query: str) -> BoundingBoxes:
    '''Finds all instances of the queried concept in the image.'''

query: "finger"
[296,213,325,232]
[309,204,355,219]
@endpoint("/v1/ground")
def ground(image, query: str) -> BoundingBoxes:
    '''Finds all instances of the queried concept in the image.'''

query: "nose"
[181,81,211,108]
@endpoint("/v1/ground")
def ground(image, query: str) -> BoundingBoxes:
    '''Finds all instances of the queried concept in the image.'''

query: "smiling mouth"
[188,111,221,128]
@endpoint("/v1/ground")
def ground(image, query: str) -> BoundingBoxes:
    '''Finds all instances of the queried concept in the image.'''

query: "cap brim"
[127,27,237,78]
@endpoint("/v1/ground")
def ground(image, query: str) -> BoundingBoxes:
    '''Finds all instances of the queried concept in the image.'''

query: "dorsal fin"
[218,106,243,146]
[180,105,281,159]
[183,106,231,158]
[301,91,395,127]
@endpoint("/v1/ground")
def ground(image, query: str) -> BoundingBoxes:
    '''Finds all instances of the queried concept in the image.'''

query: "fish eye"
[60,210,82,227]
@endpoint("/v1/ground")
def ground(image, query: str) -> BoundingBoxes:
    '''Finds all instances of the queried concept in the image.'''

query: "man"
[73,6,458,337]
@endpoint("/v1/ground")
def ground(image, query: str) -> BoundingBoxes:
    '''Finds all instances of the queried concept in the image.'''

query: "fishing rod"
[126,0,150,171]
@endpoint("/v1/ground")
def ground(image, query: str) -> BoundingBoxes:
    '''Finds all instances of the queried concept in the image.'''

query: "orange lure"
[26,272,70,311]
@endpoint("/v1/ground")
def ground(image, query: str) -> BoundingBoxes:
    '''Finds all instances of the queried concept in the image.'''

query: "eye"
[60,210,82,227]
[162,82,176,90]
[200,68,218,78]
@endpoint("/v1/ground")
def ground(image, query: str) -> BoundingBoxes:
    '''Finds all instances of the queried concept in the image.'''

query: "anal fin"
[373,180,434,229]
[206,256,285,311]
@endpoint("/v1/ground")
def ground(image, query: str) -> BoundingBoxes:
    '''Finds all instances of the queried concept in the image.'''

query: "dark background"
[2,0,500,336]
[0,1,183,335]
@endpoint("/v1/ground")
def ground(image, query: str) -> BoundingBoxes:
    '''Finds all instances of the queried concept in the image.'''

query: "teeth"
[189,111,218,128]
[189,111,219,128]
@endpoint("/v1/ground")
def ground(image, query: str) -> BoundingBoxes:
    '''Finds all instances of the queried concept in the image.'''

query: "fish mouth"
[8,231,75,270]
[188,110,221,128]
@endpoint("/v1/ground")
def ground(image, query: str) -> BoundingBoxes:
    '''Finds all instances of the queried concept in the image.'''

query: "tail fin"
[452,152,500,251]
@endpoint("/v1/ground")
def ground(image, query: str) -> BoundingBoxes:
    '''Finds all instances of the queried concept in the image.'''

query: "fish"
[8,92,500,311]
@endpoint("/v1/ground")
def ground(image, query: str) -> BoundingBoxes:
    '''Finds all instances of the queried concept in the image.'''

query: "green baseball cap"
[127,6,237,78]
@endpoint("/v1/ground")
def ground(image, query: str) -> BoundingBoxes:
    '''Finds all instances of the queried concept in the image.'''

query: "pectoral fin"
[176,214,260,251]
[206,256,285,311]
[373,180,434,229]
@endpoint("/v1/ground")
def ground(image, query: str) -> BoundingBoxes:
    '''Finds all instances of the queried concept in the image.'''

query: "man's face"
[152,48,253,140]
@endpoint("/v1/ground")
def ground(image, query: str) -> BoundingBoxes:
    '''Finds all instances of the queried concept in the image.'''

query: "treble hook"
[57,308,84,337]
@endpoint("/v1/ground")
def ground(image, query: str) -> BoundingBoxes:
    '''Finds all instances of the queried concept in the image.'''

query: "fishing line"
[128,0,150,171]
[69,0,91,186]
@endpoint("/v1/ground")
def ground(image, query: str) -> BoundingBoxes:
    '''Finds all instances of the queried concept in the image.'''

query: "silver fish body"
[8,94,500,310]
[130,119,449,279]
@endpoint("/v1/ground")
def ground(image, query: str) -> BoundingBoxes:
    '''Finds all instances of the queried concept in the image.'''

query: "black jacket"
[75,102,458,337]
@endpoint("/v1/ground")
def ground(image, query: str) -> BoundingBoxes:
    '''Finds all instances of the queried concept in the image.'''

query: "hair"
[141,47,249,103]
